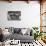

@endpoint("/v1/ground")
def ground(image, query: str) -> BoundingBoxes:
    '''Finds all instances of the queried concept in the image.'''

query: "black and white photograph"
[8,11,21,20]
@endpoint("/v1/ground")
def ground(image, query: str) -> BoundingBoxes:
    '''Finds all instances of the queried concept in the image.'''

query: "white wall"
[0,1,40,28]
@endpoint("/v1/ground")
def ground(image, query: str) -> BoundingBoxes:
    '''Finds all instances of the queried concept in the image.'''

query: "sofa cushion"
[14,28,21,33]
[8,27,14,34]
[21,28,27,35]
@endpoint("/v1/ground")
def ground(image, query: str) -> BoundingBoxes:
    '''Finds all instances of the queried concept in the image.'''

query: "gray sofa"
[3,27,34,43]
[9,33,34,43]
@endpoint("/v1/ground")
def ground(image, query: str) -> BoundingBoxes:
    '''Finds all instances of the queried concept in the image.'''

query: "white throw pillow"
[2,29,10,36]
[21,29,27,35]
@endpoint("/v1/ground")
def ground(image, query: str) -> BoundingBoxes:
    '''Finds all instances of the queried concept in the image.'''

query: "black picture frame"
[8,11,21,20]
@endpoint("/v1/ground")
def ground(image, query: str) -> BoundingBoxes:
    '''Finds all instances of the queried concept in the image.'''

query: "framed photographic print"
[8,11,21,20]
